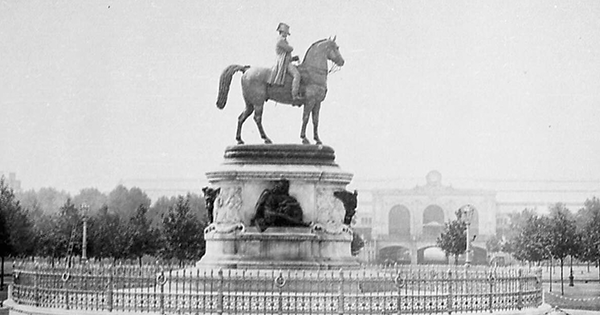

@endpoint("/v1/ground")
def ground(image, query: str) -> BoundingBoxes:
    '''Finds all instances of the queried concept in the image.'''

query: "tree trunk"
[560,258,564,296]
[138,256,142,267]
[587,261,590,272]
[1,255,4,290]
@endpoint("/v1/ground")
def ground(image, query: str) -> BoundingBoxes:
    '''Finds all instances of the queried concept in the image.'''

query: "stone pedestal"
[197,144,359,270]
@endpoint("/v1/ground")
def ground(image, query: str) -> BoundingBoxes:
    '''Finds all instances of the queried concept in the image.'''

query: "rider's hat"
[276,22,291,35]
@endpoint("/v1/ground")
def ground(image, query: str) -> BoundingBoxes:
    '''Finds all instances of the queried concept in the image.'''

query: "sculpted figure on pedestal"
[251,179,310,232]
[333,190,358,225]
[333,189,364,256]
[202,187,221,224]
[216,26,345,145]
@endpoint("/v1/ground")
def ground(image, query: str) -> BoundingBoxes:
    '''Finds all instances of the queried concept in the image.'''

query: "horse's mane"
[302,38,329,63]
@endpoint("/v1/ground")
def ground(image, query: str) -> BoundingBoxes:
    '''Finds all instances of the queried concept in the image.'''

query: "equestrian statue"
[216,23,345,145]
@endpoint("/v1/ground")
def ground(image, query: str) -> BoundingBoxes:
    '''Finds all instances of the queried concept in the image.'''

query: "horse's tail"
[216,64,250,109]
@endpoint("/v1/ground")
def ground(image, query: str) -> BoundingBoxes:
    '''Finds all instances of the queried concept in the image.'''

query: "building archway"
[417,246,448,265]
[422,205,444,239]
[388,205,410,236]
[379,245,411,265]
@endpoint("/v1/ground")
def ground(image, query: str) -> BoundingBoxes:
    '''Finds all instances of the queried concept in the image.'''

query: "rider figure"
[268,22,301,100]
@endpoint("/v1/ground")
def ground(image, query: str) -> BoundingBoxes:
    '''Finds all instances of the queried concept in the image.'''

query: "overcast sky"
[2,0,600,195]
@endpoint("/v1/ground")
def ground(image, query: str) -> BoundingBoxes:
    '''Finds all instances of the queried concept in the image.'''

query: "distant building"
[351,171,600,265]
[353,171,494,265]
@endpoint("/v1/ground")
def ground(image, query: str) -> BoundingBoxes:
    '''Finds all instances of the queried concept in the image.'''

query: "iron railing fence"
[10,261,542,314]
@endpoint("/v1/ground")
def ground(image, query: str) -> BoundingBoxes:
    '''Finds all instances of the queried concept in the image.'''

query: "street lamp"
[80,203,90,262]
[459,205,476,267]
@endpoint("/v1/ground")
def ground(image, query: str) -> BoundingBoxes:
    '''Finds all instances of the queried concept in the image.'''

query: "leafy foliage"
[0,176,35,257]
[508,213,551,262]
[107,185,151,219]
[436,210,467,263]
[577,197,600,264]
[161,195,206,263]
[128,204,162,265]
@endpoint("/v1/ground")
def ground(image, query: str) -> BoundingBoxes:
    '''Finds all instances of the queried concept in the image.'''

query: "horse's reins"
[305,63,341,75]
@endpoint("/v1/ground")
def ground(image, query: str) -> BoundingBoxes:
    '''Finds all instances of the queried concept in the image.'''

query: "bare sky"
[1,0,600,195]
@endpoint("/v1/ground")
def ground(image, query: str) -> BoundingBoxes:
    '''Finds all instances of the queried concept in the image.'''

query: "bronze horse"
[216,37,345,145]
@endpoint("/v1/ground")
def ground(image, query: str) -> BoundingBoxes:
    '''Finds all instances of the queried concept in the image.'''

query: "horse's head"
[303,37,345,70]
[325,36,345,66]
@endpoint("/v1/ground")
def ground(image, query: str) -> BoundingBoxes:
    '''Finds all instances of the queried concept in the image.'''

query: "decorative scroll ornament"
[156,272,167,286]
[274,272,286,288]
[394,273,406,288]
[311,222,352,235]
[61,272,70,282]
[204,222,245,234]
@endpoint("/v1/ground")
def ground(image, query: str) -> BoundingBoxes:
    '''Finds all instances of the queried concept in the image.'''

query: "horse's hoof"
[264,138,273,144]
[301,138,311,145]
[315,139,322,145]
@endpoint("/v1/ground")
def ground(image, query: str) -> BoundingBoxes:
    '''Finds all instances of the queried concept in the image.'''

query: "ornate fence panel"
[10,261,543,314]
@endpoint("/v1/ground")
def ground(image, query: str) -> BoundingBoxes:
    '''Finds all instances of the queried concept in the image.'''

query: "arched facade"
[356,171,497,265]
[388,205,410,236]
[422,204,444,239]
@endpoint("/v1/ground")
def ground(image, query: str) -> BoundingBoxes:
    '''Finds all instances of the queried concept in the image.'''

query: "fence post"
[275,270,286,315]
[62,268,70,310]
[106,268,113,312]
[7,282,13,303]
[158,269,167,315]
[488,268,495,313]
[338,269,345,315]
[395,271,405,315]
[217,268,224,315]
[537,268,543,307]
[446,269,453,315]
[517,269,523,310]
[34,263,39,307]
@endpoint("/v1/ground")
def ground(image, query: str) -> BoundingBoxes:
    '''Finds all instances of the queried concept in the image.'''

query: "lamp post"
[459,205,475,267]
[80,203,89,262]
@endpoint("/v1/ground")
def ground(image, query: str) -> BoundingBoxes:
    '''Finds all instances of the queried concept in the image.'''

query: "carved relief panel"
[214,186,243,224]
[315,187,345,225]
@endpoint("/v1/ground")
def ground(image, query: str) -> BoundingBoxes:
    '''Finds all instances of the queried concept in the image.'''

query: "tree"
[149,193,206,228]
[437,210,467,264]
[54,199,83,261]
[547,203,578,295]
[0,177,35,257]
[128,204,161,265]
[148,196,178,228]
[577,197,600,280]
[17,187,70,215]
[486,235,503,254]
[72,188,108,216]
[1,177,35,288]
[161,195,206,265]
[88,205,130,263]
[108,185,151,219]
[509,214,551,263]
[32,213,61,259]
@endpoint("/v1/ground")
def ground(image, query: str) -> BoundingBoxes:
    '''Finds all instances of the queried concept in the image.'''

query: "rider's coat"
[268,34,294,85]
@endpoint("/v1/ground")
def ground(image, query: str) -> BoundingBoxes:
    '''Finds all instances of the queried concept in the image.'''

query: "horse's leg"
[300,103,313,144]
[311,102,322,145]
[236,104,254,145]
[253,103,272,144]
